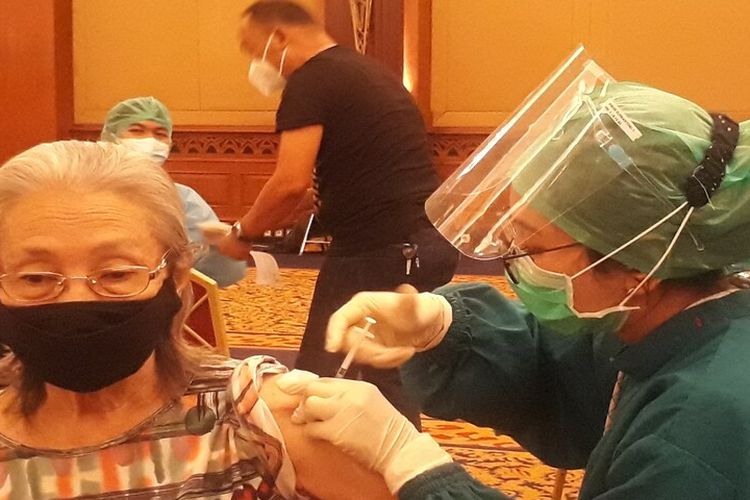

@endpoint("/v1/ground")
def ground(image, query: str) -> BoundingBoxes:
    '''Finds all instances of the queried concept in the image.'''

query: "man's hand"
[236,125,323,238]
[215,233,252,261]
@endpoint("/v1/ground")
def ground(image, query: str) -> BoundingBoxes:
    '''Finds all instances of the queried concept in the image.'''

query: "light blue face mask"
[507,255,636,336]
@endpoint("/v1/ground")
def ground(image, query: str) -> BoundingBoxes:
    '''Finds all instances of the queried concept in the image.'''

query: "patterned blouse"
[0,356,300,499]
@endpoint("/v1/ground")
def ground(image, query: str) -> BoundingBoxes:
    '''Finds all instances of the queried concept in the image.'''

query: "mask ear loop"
[261,30,276,61]
[572,200,689,280]
[561,200,690,311]
[612,113,738,305]
[617,205,694,306]
[278,47,288,76]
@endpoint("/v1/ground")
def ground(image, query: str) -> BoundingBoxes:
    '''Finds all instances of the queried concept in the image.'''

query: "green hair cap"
[515,82,750,278]
[100,96,173,142]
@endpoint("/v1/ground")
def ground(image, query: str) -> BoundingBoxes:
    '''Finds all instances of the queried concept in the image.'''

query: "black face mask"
[0,279,182,393]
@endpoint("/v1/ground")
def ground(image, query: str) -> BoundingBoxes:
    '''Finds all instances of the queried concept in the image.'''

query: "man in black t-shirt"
[216,0,458,426]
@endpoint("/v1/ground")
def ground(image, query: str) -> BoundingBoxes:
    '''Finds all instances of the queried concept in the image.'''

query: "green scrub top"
[398,283,750,499]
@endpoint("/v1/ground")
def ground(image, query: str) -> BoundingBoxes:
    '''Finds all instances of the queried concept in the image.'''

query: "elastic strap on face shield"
[577,112,739,281]
[617,203,694,306]
[685,113,739,208]
[586,114,739,306]
[572,201,689,280]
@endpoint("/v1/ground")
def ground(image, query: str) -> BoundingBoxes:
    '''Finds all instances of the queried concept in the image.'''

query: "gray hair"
[0,140,203,416]
[0,140,185,251]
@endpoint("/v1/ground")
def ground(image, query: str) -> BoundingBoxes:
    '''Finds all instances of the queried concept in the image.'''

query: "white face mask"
[248,32,288,96]
[117,137,171,165]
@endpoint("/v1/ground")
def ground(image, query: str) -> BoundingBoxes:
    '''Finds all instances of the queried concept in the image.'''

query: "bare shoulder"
[260,374,394,500]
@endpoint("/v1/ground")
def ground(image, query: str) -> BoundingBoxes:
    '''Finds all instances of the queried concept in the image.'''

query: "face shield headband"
[498,112,737,339]
[425,46,740,317]
[572,112,738,308]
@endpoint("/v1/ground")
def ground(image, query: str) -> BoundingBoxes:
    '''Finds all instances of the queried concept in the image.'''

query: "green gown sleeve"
[401,282,620,469]
[581,435,734,499]
[398,464,511,500]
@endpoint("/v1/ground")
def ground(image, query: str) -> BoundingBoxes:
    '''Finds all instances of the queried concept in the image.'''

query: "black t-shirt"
[276,45,439,251]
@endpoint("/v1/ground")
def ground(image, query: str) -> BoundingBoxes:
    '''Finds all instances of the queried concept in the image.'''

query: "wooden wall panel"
[403,0,432,122]
[324,0,356,50]
[70,126,485,221]
[431,0,750,129]
[588,0,750,118]
[72,0,324,127]
[368,0,404,78]
[0,0,73,163]
[431,0,581,128]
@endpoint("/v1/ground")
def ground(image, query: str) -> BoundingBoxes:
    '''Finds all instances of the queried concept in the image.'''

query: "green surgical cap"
[100,96,173,142]
[516,82,750,279]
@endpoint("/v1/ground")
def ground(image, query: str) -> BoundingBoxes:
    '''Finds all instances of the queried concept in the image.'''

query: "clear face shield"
[428,47,616,259]
[426,47,705,330]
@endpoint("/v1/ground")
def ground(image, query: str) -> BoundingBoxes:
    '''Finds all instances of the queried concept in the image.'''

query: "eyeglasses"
[0,254,169,303]
[502,242,581,284]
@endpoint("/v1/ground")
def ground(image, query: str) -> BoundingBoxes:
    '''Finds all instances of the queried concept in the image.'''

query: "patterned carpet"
[218,267,583,498]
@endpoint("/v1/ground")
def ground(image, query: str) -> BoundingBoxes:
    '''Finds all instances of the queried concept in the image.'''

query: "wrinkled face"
[0,189,169,306]
[118,119,170,144]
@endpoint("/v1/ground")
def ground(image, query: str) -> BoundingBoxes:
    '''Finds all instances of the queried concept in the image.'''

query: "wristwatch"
[231,220,253,243]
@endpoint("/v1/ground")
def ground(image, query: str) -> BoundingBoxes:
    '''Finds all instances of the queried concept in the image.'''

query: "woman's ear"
[171,250,194,293]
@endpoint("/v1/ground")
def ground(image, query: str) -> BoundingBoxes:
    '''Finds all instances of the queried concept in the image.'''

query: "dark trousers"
[295,226,459,428]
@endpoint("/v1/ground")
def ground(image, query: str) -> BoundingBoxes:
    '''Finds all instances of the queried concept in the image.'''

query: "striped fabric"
[603,371,624,433]
[0,357,299,499]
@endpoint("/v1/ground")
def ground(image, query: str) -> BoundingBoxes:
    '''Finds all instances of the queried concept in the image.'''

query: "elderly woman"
[282,80,750,498]
[0,141,391,499]
[101,96,248,287]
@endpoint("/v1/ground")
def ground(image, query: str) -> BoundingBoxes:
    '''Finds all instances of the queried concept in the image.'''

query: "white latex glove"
[274,368,320,394]
[289,377,452,494]
[325,285,453,368]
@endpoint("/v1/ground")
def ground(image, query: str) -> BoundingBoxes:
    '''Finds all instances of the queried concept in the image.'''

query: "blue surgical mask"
[507,255,635,335]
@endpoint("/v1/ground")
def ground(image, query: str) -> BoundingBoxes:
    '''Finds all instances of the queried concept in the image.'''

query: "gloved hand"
[282,376,452,494]
[325,285,453,368]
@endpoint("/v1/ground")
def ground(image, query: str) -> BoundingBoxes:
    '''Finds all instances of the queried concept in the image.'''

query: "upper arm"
[259,374,394,500]
[274,125,323,192]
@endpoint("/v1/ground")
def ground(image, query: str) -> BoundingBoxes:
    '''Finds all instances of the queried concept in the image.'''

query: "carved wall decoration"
[69,126,488,219]
[431,133,486,163]
[430,132,487,179]
[70,127,281,157]
[170,133,279,156]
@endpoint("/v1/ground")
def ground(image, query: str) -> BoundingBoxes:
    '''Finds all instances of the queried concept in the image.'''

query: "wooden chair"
[183,268,229,355]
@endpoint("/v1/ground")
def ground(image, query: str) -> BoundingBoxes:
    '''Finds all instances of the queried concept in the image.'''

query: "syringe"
[334,316,376,378]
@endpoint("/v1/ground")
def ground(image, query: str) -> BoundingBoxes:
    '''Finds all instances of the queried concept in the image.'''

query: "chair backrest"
[183,268,229,355]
